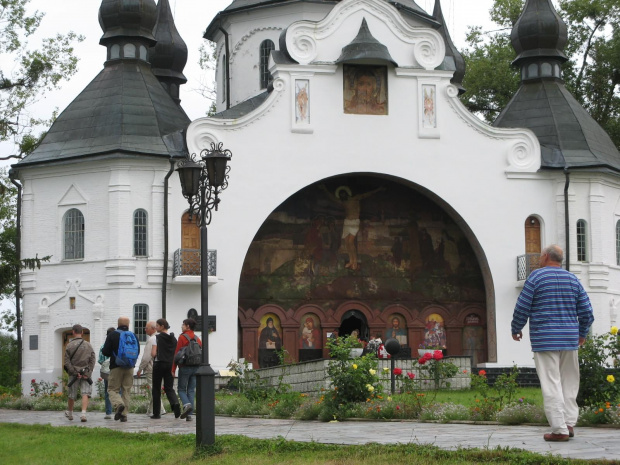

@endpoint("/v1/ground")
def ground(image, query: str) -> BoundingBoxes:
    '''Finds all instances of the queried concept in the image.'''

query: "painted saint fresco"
[239,176,485,324]
[295,79,310,124]
[258,314,282,350]
[385,314,407,345]
[343,65,388,115]
[424,313,447,349]
[422,84,436,128]
[299,314,322,349]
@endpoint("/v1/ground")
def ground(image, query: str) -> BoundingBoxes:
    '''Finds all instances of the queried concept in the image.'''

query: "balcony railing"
[517,253,540,281]
[173,248,217,278]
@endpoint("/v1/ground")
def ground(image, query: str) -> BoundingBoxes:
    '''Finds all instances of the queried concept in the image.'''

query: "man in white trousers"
[511,244,594,442]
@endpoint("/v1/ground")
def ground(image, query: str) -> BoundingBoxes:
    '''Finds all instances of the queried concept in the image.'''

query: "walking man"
[511,244,594,442]
[136,321,165,416]
[64,324,95,422]
[102,316,140,422]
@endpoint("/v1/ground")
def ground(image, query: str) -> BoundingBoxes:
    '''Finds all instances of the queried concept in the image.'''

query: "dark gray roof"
[150,0,188,81]
[211,91,271,119]
[433,0,465,93]
[494,80,620,171]
[19,60,190,167]
[205,0,433,40]
[336,18,398,66]
[99,0,158,46]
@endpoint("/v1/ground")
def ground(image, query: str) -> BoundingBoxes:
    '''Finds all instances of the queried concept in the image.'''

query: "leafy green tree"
[460,0,620,149]
[0,0,84,162]
[0,333,18,388]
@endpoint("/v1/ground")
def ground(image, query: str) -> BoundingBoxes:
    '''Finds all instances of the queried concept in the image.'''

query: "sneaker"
[80,414,87,423]
[150,414,161,419]
[543,433,570,442]
[114,405,125,421]
[180,404,193,419]
[567,425,574,438]
[173,403,181,418]
[64,411,73,421]
[104,415,112,420]
[186,416,192,422]
[120,417,127,422]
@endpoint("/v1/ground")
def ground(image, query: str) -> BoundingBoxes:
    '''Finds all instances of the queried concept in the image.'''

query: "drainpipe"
[162,158,177,319]
[9,169,22,386]
[564,168,570,271]
[219,26,231,110]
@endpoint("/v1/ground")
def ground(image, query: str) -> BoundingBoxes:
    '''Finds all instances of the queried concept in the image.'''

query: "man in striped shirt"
[511,244,594,442]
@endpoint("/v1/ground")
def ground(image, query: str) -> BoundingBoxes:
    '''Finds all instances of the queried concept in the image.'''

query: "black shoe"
[150,414,161,419]
[186,416,192,422]
[173,403,181,418]
[120,417,127,423]
[114,405,124,421]
[180,404,193,419]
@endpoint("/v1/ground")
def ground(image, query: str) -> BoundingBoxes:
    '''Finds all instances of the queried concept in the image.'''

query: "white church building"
[12,0,620,390]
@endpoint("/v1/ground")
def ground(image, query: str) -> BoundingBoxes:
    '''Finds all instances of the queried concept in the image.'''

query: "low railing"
[173,248,217,277]
[517,253,540,281]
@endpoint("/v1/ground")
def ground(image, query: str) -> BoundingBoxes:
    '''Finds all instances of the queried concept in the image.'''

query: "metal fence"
[173,249,217,277]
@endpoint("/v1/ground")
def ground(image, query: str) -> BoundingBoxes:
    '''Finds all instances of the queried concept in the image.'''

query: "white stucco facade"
[16,0,620,391]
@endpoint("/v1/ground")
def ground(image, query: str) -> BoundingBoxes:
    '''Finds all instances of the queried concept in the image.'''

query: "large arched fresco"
[239,176,487,367]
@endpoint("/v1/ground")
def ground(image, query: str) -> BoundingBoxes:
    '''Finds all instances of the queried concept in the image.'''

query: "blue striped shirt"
[511,266,594,352]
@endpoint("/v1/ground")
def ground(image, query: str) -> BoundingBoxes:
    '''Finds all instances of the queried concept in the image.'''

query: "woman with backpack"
[150,318,181,419]
[172,318,203,421]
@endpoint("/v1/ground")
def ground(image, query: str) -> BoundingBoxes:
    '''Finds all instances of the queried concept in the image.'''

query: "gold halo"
[335,186,352,198]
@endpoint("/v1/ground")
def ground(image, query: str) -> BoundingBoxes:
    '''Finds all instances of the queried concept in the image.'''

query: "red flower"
[423,352,433,361]
[433,350,443,360]
[54,382,59,386]
[479,370,487,377]
[97,378,103,382]
[393,367,402,376]
[396,405,400,410]
[418,358,426,365]
[31,379,36,384]
[407,372,415,380]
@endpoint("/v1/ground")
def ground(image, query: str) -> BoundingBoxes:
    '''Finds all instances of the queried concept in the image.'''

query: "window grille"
[133,304,149,343]
[259,40,275,89]
[576,220,587,262]
[616,220,620,266]
[134,209,148,256]
[64,209,84,260]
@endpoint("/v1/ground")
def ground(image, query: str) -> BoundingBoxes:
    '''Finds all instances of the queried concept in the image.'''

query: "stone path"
[1,410,618,461]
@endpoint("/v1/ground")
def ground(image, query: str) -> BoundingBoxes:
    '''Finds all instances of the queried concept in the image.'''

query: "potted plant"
[418,342,445,356]
[347,334,364,358]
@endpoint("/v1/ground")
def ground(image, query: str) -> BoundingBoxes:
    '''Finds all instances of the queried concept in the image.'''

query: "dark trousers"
[152,361,179,416]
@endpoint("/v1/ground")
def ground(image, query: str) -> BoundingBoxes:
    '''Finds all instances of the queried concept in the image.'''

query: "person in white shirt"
[136,321,165,416]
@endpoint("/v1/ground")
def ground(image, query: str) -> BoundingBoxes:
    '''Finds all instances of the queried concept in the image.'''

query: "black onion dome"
[99,0,158,46]
[149,0,188,80]
[511,0,568,65]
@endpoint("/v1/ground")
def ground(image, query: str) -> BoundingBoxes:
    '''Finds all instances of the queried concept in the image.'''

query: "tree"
[0,0,84,162]
[0,333,18,388]
[198,41,217,116]
[460,0,620,149]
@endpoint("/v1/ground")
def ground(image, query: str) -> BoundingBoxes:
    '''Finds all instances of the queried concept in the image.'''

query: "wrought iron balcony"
[173,248,217,278]
[517,253,540,281]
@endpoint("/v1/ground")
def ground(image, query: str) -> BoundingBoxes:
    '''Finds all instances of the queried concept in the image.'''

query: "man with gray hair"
[137,321,165,416]
[511,244,594,442]
[64,324,95,422]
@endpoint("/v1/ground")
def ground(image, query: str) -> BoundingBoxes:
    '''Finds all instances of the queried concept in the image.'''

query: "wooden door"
[62,329,91,376]
[181,212,201,275]
[525,216,541,270]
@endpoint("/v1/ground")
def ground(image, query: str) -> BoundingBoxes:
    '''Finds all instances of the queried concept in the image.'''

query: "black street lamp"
[176,142,232,448]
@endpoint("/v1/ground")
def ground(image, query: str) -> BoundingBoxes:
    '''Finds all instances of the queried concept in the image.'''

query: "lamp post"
[176,142,231,448]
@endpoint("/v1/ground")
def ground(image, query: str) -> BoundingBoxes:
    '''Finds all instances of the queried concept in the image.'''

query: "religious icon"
[385,314,407,345]
[343,65,388,115]
[422,84,436,128]
[295,80,310,124]
[258,313,282,350]
[424,313,447,348]
[299,314,322,349]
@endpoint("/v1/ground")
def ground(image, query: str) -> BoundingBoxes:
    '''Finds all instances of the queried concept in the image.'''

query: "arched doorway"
[238,174,494,362]
[339,310,368,340]
[62,328,91,382]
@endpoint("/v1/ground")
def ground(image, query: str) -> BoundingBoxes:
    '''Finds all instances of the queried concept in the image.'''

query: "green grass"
[0,423,615,465]
[422,387,544,407]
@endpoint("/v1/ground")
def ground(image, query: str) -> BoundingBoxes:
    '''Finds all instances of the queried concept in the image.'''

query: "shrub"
[268,392,305,419]
[577,327,620,407]
[0,335,18,387]
[419,402,470,422]
[496,400,547,425]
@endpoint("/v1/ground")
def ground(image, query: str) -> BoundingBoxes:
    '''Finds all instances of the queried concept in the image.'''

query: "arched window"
[616,220,620,266]
[576,219,587,262]
[64,209,84,260]
[123,43,136,59]
[133,304,149,342]
[259,40,275,89]
[134,209,148,257]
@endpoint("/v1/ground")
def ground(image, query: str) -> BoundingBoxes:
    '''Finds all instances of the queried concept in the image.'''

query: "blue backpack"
[114,330,139,367]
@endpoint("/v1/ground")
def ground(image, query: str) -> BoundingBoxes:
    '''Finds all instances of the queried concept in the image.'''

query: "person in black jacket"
[102,316,140,422]
[150,318,181,419]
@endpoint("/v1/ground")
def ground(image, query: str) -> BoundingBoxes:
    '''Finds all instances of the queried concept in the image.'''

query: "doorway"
[62,328,91,371]
[338,310,368,341]
[181,212,201,275]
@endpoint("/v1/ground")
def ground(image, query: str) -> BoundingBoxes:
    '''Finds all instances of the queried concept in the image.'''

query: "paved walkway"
[1,410,618,462]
